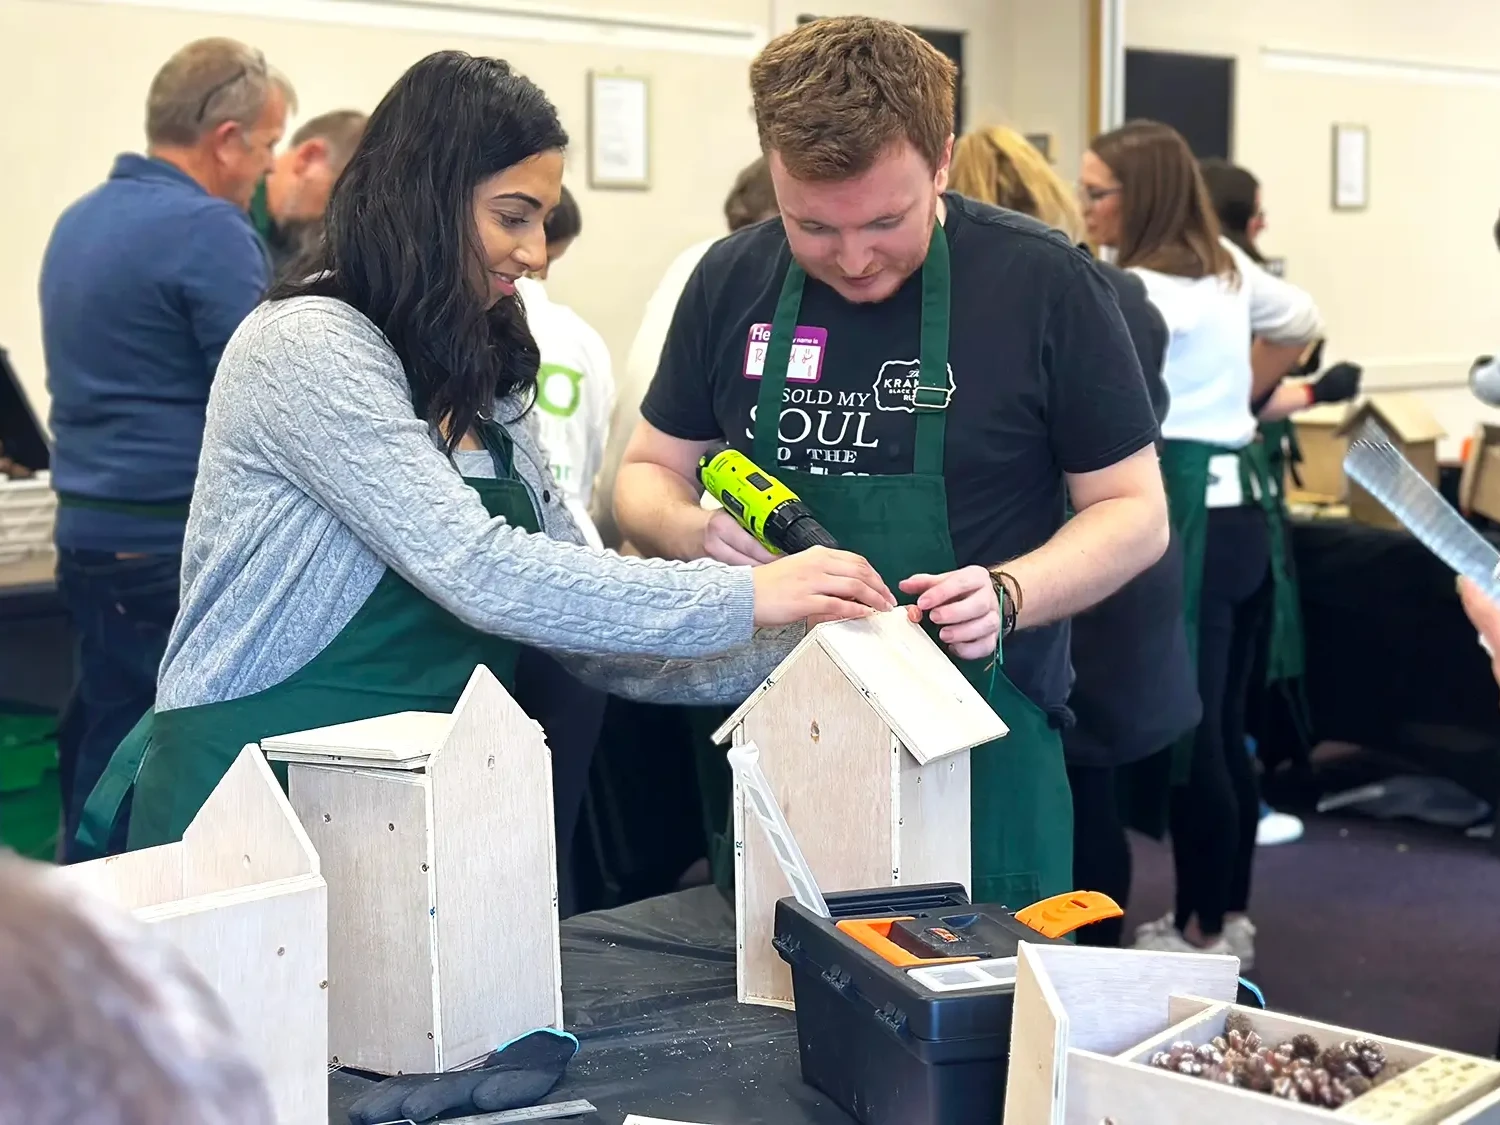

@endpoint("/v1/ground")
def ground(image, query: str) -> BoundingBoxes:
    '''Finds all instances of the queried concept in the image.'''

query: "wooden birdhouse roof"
[712,607,1007,764]
[1336,393,1445,444]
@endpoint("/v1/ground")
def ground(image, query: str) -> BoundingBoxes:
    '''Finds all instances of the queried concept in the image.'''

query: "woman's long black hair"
[1198,157,1265,264]
[272,51,568,452]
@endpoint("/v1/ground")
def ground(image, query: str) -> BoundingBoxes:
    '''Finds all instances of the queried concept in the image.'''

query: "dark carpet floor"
[1125,812,1500,1056]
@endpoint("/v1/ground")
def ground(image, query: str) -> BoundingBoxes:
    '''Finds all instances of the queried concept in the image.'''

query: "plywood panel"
[182,745,319,897]
[1023,942,1239,1055]
[56,845,183,909]
[1064,1049,1333,1125]
[263,712,450,768]
[292,764,436,1075]
[1005,943,1069,1125]
[429,667,562,1068]
[895,734,971,892]
[737,644,894,1007]
[152,879,328,1125]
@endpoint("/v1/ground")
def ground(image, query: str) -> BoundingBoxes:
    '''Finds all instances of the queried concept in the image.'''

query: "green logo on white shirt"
[536,362,584,418]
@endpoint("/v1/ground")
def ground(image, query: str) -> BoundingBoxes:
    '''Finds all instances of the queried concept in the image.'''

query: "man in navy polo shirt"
[40,37,290,856]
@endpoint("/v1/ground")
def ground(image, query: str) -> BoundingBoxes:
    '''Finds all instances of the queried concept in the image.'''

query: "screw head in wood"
[388,822,395,831]
[320,981,329,990]
[322,813,331,822]
[241,854,251,867]
[277,947,286,957]
[810,721,820,742]
[487,755,496,768]
[421,863,429,872]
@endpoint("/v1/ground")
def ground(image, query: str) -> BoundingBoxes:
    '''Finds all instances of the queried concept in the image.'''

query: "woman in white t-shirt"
[1080,120,1322,964]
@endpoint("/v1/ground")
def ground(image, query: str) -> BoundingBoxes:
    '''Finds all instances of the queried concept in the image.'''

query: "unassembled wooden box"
[1006,941,1500,1125]
[712,608,1006,1009]
[60,745,329,1125]
[263,664,562,1076]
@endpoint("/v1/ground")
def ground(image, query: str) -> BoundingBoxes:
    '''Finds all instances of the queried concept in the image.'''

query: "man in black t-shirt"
[614,16,1169,908]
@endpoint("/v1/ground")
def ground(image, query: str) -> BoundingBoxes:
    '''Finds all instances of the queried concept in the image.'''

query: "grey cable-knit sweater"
[156,296,798,713]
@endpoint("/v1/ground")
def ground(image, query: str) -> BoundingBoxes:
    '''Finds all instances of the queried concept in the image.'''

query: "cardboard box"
[1289,396,1448,528]
[1339,396,1446,530]
[1460,423,1500,523]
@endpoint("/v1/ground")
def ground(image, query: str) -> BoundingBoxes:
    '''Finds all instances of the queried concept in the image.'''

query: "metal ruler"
[376,1098,597,1125]
[1343,418,1500,600]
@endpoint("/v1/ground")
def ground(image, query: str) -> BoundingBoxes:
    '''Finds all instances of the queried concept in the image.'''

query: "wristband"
[989,569,1022,638]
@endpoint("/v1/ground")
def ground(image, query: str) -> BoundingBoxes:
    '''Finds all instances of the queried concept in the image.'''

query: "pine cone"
[1372,1060,1407,1087]
[1150,1051,1171,1068]
[1350,1038,1387,1078]
[1225,1012,1255,1037]
[1320,1044,1361,1080]
[1176,1057,1205,1077]
[1291,1033,1322,1060]
[1344,1074,1372,1098]
[1196,1043,1225,1066]
[1234,1054,1275,1092]
[1272,1074,1299,1100]
[1211,1035,1229,1053]
[1272,1042,1297,1066]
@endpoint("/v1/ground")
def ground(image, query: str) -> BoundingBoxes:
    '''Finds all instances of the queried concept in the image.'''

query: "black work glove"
[1310,361,1362,404]
[347,1029,578,1124]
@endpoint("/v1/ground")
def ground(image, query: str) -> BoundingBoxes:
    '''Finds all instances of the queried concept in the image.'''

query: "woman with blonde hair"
[949,126,1200,947]
[950,126,1087,242]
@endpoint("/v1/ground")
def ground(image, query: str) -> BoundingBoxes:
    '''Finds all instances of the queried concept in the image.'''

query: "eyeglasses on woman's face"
[1077,183,1122,209]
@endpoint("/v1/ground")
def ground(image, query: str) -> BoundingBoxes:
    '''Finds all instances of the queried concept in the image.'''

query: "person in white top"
[515,185,614,549]
[593,157,778,551]
[512,185,615,916]
[1080,120,1322,965]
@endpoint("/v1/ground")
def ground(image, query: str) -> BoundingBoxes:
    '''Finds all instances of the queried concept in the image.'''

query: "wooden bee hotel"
[263,664,562,1077]
[59,745,329,1125]
[1006,941,1500,1124]
[713,607,1007,1009]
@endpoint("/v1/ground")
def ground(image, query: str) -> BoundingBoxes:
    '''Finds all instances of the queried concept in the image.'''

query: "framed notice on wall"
[588,71,651,190]
[1332,123,1369,211]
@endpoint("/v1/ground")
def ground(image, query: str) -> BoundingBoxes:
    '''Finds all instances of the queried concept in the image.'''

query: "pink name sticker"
[743,322,828,384]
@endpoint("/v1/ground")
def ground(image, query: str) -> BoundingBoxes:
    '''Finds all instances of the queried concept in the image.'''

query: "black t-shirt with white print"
[642,192,1159,721]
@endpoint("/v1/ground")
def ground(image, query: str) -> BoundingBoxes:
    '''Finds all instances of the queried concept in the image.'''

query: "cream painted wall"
[1127,0,1500,456]
[0,0,1091,421]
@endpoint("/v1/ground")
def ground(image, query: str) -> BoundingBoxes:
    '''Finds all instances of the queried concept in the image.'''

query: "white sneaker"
[1257,810,1304,846]
[1222,915,1256,970]
[1133,912,1176,944]
[1132,926,1235,959]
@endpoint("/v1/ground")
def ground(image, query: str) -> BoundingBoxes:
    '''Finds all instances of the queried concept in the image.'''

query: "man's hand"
[1459,575,1500,688]
[901,566,1000,661]
[705,509,777,566]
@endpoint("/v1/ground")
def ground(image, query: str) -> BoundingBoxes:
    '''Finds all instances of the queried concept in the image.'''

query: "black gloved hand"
[1310,361,1362,404]
[347,1029,579,1124]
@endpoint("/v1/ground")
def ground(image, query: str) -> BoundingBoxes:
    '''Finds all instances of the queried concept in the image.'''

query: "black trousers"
[1169,506,1271,936]
[511,648,607,919]
[1067,763,1130,947]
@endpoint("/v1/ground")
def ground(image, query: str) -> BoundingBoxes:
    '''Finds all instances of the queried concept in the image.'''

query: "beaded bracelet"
[989,569,1022,638]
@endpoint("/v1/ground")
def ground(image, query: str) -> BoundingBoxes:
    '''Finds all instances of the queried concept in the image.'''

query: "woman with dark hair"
[1079,121,1323,965]
[1201,158,1361,853]
[79,51,893,855]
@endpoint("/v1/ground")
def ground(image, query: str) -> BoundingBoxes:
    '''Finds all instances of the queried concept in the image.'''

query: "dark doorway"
[797,15,965,136]
[1124,48,1235,159]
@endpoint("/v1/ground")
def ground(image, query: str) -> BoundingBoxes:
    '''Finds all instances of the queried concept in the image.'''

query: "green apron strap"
[912,221,952,477]
[75,709,155,861]
[756,221,952,476]
[755,257,808,470]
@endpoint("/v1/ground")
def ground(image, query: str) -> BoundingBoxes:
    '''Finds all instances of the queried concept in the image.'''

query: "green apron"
[248,177,275,244]
[1154,436,1300,786]
[77,422,541,857]
[751,223,1072,908]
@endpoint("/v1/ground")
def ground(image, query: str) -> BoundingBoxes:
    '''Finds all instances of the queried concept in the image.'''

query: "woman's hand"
[751,546,895,627]
[1459,574,1500,689]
